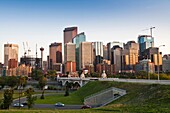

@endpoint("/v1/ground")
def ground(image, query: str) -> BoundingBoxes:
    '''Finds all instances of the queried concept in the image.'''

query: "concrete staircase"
[84,87,126,107]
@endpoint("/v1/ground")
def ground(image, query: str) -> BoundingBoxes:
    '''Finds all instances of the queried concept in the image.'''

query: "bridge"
[57,77,92,87]
[27,78,170,87]
[57,77,170,87]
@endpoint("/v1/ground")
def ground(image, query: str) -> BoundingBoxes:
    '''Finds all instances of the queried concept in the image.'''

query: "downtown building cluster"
[0,26,170,77]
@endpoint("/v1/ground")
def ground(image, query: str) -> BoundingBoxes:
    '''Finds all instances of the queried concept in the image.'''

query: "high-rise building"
[111,46,122,73]
[122,41,139,72]
[64,43,76,73]
[49,42,62,71]
[72,32,86,71]
[63,27,78,44]
[93,42,103,64]
[64,43,76,63]
[142,47,162,72]
[107,41,124,60]
[4,43,19,68]
[138,35,154,55]
[103,45,108,60]
[79,42,94,70]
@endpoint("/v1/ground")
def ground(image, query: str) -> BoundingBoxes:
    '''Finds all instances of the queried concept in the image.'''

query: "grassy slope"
[11,81,170,112]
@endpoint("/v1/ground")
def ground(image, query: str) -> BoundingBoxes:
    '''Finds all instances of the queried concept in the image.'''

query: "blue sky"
[0,0,170,62]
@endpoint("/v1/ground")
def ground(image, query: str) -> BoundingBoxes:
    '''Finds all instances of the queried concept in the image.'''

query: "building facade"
[107,41,124,60]
[138,35,154,56]
[142,47,162,72]
[4,43,19,68]
[63,27,78,44]
[111,46,122,73]
[64,43,76,73]
[122,41,139,72]
[162,54,170,72]
[72,32,86,71]
[79,42,94,70]
[49,42,62,70]
[93,42,103,65]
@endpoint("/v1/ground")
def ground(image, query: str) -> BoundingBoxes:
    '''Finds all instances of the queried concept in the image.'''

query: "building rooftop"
[49,42,62,47]
[63,27,77,32]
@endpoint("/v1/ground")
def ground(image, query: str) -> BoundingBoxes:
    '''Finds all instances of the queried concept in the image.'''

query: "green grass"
[3,81,170,112]
[36,81,113,104]
[35,94,82,104]
[36,81,170,112]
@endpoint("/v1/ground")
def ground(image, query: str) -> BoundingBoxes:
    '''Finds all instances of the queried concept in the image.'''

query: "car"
[13,103,24,107]
[55,102,64,107]
[81,105,91,109]
[22,101,28,105]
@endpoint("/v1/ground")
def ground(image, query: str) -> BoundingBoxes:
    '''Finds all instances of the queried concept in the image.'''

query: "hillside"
[73,81,170,112]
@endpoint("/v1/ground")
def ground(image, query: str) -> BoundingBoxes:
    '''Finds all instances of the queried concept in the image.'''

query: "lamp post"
[157,45,165,81]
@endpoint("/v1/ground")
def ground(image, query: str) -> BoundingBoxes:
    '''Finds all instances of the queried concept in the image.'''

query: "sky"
[0,0,170,63]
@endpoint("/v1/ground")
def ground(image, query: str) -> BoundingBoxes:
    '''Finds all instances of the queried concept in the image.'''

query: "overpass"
[27,78,170,87]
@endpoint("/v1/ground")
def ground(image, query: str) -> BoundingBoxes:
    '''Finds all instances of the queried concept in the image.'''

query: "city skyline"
[0,0,170,63]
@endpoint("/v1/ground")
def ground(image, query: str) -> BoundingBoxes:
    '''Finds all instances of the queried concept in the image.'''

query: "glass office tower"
[72,32,86,71]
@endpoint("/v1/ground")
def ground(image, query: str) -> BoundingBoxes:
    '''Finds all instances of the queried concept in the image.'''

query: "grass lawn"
[1,81,170,112]
[35,93,82,105]
[36,81,170,112]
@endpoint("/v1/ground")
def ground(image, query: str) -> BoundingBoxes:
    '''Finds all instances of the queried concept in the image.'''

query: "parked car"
[13,103,24,107]
[81,105,91,109]
[55,102,64,107]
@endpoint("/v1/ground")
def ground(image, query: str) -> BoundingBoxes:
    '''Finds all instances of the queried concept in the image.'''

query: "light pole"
[157,45,165,81]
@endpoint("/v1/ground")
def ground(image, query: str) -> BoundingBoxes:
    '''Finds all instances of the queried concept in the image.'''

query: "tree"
[5,76,18,88]
[25,88,37,109]
[3,89,14,109]
[39,76,47,99]
[47,70,56,80]
[31,69,43,80]
[64,82,73,96]
[0,77,6,89]
[18,76,27,89]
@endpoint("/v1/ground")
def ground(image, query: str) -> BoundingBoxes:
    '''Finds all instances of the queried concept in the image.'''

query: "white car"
[55,102,64,107]
[13,103,24,107]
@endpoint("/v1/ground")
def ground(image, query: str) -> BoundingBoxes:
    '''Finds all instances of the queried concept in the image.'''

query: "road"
[12,93,83,109]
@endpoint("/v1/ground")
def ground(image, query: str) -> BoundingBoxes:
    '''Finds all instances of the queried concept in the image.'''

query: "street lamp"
[157,45,165,81]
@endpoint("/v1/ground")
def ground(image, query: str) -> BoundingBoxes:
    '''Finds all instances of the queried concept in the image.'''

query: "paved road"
[34,104,82,109]
[12,93,83,109]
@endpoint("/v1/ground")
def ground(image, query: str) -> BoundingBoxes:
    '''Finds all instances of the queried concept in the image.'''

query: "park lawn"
[35,81,170,112]
[35,93,82,105]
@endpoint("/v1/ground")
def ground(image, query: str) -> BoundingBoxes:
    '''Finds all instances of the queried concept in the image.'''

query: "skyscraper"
[72,32,86,71]
[138,35,154,55]
[64,43,76,73]
[111,46,122,73]
[49,42,62,71]
[79,42,94,70]
[93,42,103,64]
[64,43,76,63]
[107,41,124,60]
[122,41,139,72]
[4,43,19,68]
[63,27,78,44]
